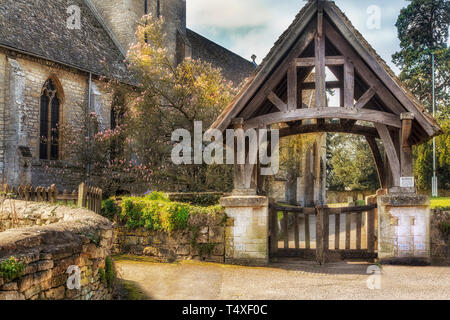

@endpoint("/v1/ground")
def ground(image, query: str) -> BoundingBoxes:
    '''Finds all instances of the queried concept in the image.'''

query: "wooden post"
[50,184,57,204]
[400,112,414,178]
[78,183,87,208]
[287,62,297,110]
[344,58,355,108]
[316,206,324,264]
[367,208,375,254]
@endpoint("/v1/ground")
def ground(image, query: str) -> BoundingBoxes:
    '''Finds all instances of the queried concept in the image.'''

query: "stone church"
[0,0,255,190]
[0,0,326,205]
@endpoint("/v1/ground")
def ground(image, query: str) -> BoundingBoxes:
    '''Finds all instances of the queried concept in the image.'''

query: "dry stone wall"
[431,209,450,265]
[0,200,114,300]
[113,210,227,263]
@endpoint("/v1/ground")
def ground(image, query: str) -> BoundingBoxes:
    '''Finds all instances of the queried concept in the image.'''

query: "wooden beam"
[302,81,341,90]
[365,136,387,189]
[287,62,297,110]
[325,56,345,66]
[295,56,345,67]
[344,58,355,108]
[355,85,378,110]
[295,57,315,67]
[244,108,402,130]
[400,112,414,177]
[324,4,437,136]
[267,91,287,112]
[315,37,326,108]
[324,19,405,116]
[238,17,317,121]
[315,13,326,108]
[375,123,401,186]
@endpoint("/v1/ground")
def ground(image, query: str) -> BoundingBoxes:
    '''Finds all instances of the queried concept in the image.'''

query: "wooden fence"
[269,203,377,264]
[0,182,102,215]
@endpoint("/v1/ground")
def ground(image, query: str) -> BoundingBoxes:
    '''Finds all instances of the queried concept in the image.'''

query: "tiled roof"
[187,29,255,86]
[0,0,133,82]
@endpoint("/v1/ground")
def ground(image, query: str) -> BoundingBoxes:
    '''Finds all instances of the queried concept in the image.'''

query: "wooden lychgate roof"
[209,0,442,145]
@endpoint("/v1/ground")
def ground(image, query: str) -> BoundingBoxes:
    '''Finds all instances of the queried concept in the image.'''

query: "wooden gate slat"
[345,213,351,250]
[335,213,340,250]
[323,208,329,255]
[356,212,362,250]
[283,211,289,249]
[294,212,299,249]
[305,214,310,249]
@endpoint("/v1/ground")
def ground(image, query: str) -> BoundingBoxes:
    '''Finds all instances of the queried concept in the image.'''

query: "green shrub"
[119,195,224,233]
[102,198,120,220]
[0,257,26,281]
[144,191,169,202]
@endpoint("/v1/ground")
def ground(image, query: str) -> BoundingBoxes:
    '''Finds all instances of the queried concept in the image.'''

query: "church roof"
[210,0,442,143]
[0,0,133,83]
[187,29,255,86]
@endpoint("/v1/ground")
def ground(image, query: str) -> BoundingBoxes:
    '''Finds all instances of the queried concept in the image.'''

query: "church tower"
[91,0,190,64]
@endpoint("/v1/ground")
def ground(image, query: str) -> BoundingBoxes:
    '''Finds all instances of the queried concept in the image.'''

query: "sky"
[187,0,409,75]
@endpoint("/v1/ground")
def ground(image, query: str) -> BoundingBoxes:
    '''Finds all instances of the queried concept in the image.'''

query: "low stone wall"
[431,209,450,265]
[113,211,227,263]
[0,200,114,300]
[327,191,376,204]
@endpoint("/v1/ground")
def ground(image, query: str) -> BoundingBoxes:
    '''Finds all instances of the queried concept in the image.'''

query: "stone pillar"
[377,193,431,264]
[221,195,269,266]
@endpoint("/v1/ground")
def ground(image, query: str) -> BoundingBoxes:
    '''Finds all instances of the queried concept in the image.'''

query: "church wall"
[0,54,112,190]
[90,0,145,53]
[0,53,6,177]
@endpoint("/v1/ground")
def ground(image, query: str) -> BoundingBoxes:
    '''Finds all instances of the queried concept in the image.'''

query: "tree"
[392,0,450,190]
[107,14,238,193]
[326,133,380,191]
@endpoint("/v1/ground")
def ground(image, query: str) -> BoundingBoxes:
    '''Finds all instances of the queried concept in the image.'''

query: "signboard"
[400,177,415,188]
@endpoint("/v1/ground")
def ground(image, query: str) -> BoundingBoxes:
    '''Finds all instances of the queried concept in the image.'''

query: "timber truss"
[210,0,442,192]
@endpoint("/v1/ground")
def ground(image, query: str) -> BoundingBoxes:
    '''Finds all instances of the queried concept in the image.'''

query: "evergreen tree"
[393,0,450,190]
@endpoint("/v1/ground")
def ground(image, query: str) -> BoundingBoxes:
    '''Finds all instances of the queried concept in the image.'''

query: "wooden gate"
[269,203,377,263]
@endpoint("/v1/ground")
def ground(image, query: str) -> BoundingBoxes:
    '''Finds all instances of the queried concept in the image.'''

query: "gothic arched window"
[39,79,61,160]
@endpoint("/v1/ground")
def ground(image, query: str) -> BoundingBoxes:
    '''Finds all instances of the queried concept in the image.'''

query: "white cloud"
[188,0,272,29]
[187,0,407,73]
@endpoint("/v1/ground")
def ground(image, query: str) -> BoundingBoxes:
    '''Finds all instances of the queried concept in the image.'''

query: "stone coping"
[0,200,113,259]
[220,195,268,208]
[379,193,430,207]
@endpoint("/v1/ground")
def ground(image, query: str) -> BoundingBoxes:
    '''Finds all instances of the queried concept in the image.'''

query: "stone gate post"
[221,194,269,265]
[377,193,431,264]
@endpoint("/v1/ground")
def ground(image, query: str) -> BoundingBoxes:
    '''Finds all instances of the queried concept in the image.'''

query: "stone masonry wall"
[113,210,227,263]
[0,200,114,300]
[0,51,112,190]
[431,209,450,265]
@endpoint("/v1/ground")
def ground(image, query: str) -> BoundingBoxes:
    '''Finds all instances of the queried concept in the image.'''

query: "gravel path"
[115,256,450,300]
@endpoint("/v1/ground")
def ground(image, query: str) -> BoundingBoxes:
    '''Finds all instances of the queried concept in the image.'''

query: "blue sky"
[187,0,409,74]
